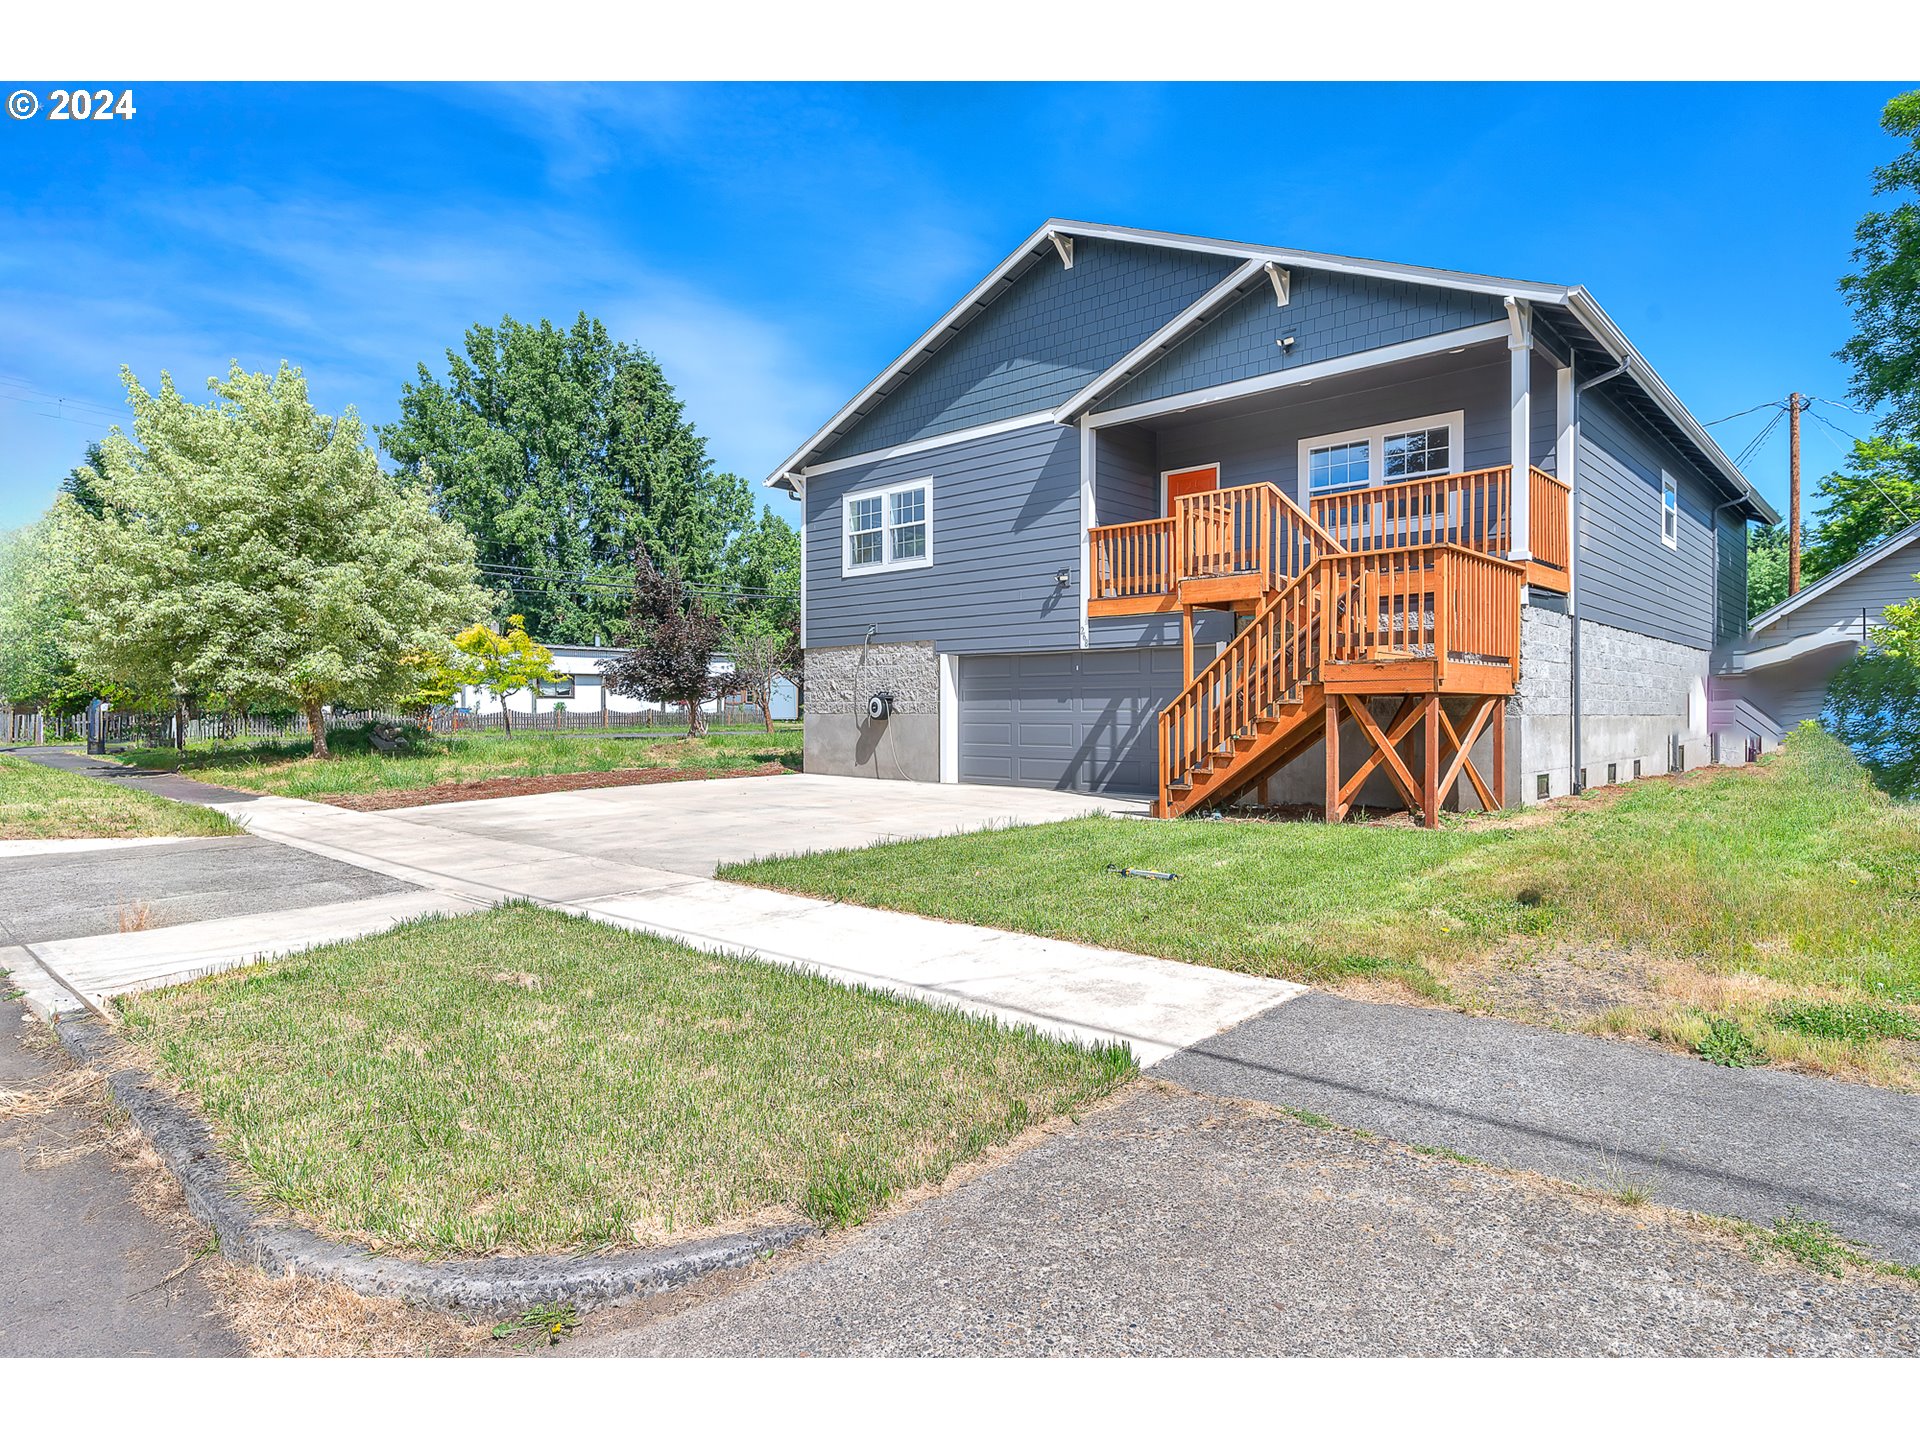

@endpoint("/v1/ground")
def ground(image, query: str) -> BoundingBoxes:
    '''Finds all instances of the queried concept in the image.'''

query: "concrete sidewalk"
[1156,992,1920,1263]
[217,794,1301,1064]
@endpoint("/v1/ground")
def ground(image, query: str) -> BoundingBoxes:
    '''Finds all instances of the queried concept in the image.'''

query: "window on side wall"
[535,676,575,699]
[1300,411,1465,496]
[843,478,934,576]
[1661,471,1679,549]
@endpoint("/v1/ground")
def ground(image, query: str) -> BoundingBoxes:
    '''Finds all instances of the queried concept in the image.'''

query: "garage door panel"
[958,648,1180,796]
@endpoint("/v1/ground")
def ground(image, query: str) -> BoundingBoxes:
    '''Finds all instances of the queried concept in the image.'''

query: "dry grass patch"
[116,902,1135,1257]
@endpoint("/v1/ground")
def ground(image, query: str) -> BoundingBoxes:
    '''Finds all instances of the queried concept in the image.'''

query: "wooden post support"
[1323,691,1342,822]
[1422,694,1441,828]
[1491,696,1508,809]
[1181,606,1195,684]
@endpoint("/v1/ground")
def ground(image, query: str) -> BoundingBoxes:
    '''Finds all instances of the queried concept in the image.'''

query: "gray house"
[769,221,1778,821]
[1716,520,1920,744]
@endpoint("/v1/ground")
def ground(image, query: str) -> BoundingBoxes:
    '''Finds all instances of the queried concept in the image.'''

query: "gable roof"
[769,220,1776,525]
[1745,520,1920,635]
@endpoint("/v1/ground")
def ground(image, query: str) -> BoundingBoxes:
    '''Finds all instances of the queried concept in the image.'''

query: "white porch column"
[1078,418,1096,649]
[1506,298,1533,562]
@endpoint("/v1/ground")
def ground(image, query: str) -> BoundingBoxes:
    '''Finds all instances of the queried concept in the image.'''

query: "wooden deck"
[1086,466,1557,825]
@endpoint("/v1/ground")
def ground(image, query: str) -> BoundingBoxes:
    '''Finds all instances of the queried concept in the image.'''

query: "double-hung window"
[1660,471,1679,549]
[1300,411,1465,496]
[843,478,934,575]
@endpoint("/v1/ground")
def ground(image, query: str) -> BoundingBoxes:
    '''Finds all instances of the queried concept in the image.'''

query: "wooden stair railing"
[1157,564,1329,815]
[1091,482,1341,611]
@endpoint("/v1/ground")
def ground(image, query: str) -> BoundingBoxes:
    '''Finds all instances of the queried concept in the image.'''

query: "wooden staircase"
[1150,499,1522,825]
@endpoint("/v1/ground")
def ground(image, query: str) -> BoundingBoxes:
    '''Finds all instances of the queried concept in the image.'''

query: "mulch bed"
[314,762,788,812]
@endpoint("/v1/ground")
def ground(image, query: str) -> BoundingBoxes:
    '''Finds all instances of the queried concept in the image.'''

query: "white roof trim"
[766,221,1059,492]
[767,220,1775,522]
[799,410,1058,477]
[1746,519,1920,635]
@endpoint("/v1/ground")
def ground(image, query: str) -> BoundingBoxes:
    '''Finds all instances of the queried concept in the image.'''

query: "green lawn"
[114,722,802,801]
[724,728,1920,1088]
[117,902,1133,1256]
[0,753,238,841]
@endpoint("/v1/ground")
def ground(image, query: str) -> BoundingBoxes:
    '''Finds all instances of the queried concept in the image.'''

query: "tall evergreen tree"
[381,314,756,644]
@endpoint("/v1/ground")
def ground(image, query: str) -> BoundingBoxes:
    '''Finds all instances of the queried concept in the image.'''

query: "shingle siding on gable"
[1100,268,1504,411]
[819,239,1239,463]
[805,422,1083,652]
[1576,389,1739,650]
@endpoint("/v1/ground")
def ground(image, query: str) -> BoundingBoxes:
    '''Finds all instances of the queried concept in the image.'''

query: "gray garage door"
[958,647,1182,796]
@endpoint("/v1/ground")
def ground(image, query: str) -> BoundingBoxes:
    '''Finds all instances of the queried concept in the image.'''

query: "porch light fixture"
[1055,567,1072,588]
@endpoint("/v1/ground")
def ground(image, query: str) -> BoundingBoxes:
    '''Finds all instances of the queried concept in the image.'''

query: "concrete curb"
[53,1017,817,1314]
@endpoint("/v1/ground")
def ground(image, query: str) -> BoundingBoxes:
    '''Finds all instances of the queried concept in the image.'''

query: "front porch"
[1076,346,1566,824]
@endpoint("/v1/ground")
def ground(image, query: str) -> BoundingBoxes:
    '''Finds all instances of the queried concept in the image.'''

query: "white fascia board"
[799,410,1060,478]
[1085,321,1509,429]
[1562,288,1779,525]
[1054,258,1266,422]
[1746,521,1920,634]
[1047,220,1570,304]
[765,221,1060,491]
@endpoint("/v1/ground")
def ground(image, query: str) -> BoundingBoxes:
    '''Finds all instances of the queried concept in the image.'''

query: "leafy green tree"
[445,615,560,738]
[723,503,801,631]
[1747,524,1788,618]
[68,362,488,758]
[1800,436,1920,582]
[59,442,109,518]
[1826,651,1920,799]
[1838,91,1920,437]
[605,554,727,737]
[0,504,95,713]
[382,314,754,644]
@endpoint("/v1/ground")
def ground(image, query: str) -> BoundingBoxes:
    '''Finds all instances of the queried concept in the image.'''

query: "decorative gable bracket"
[1265,262,1291,307]
[1049,232,1074,270]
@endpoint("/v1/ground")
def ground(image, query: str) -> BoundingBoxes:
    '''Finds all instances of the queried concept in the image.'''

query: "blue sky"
[0,81,1907,531]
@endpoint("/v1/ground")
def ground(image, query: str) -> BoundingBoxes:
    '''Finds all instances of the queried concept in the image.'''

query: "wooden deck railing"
[1088,514,1177,604]
[1528,466,1570,579]
[1309,466,1514,559]
[1319,545,1522,676]
[1094,466,1565,615]
[1092,482,1334,607]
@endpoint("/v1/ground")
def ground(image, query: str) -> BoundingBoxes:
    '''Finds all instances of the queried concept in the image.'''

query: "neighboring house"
[455,643,799,721]
[1715,521,1920,747]
[769,220,1777,822]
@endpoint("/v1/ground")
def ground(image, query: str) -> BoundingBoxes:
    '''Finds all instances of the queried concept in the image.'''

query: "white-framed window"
[1298,411,1465,496]
[842,477,933,576]
[1660,470,1679,549]
[535,676,576,699]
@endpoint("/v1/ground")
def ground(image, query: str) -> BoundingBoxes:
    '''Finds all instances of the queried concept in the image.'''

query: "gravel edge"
[53,1015,816,1314]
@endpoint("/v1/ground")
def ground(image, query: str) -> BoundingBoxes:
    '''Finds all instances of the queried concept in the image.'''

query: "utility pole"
[1788,392,1803,596]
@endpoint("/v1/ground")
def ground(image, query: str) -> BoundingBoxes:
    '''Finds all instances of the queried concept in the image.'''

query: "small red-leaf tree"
[604,552,727,736]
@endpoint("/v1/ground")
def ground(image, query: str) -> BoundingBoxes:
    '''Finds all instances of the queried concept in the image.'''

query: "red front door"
[1163,464,1219,514]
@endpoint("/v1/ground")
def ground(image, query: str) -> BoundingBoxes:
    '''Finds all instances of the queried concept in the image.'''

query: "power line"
[1703,399,1785,427]
[1802,408,1914,525]
[1731,406,1787,469]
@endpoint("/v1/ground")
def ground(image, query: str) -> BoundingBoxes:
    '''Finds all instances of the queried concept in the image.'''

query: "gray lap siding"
[804,422,1083,653]
[1576,391,1743,649]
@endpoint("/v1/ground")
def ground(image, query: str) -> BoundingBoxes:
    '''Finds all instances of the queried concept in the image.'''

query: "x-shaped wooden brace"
[1336,694,1425,817]
[1434,696,1501,814]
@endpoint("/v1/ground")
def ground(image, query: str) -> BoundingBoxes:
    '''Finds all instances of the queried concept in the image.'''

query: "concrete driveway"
[370,772,1145,877]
